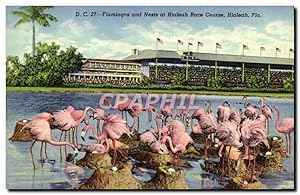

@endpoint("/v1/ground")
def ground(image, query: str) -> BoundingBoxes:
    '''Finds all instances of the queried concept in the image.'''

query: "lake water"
[6,92,295,190]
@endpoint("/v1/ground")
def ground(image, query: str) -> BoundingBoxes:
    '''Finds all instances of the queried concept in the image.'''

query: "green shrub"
[283,76,294,90]
[170,71,186,85]
[207,77,224,89]
[246,75,267,88]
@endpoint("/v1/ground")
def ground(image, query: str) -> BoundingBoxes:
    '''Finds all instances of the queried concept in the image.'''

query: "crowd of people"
[83,62,141,71]
[64,77,141,86]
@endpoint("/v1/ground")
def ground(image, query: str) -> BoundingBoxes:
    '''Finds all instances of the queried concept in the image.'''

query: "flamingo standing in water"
[91,108,106,135]
[217,101,231,123]
[104,96,132,124]
[21,119,78,169]
[127,103,144,132]
[145,104,155,122]
[81,114,131,165]
[242,96,258,119]
[158,103,173,125]
[272,106,294,155]
[258,98,272,134]
[70,107,90,145]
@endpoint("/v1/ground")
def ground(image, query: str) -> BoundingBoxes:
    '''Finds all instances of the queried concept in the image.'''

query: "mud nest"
[9,119,33,142]
[140,166,188,189]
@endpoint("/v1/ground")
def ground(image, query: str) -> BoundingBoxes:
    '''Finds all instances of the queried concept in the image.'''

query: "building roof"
[123,49,294,66]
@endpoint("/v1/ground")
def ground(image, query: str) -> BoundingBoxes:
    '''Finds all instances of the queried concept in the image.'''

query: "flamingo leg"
[228,146,232,179]
[285,134,288,155]
[30,140,37,170]
[64,131,67,158]
[112,139,117,166]
[251,146,256,182]
[68,129,71,143]
[137,116,140,132]
[97,120,100,135]
[75,126,78,146]
[59,131,63,162]
[221,147,225,181]
[125,111,128,125]
[40,142,44,161]
[44,143,48,160]
[204,136,208,160]
[288,133,291,155]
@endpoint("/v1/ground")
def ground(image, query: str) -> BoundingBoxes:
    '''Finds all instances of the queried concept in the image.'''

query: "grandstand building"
[66,58,142,84]
[123,49,294,87]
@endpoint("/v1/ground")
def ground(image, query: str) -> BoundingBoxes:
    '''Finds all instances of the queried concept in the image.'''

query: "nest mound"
[9,119,32,142]
[76,152,112,170]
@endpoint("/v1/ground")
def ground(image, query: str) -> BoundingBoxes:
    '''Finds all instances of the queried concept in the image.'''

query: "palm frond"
[36,15,50,27]
[11,10,31,19]
[14,18,31,28]
[44,14,58,22]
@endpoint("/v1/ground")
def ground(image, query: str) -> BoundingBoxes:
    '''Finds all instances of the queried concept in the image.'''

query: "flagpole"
[242,47,244,56]
[260,49,262,56]
[188,44,189,50]
[155,40,158,79]
[177,43,178,51]
[275,49,277,58]
[216,47,217,54]
[197,45,199,53]
[289,51,291,59]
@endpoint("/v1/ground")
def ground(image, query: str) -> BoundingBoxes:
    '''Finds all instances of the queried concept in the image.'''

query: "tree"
[12,6,58,56]
[171,71,186,85]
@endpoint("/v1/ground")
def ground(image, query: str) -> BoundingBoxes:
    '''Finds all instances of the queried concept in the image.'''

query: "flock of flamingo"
[20,95,294,179]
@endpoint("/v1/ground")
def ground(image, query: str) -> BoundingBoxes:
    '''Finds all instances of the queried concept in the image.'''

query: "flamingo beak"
[73,148,79,157]
[81,131,86,141]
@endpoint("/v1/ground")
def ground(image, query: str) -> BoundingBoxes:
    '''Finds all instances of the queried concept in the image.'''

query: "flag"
[243,44,249,50]
[188,42,193,45]
[290,48,294,53]
[276,47,281,52]
[260,46,265,51]
[198,41,203,47]
[157,38,163,45]
[216,43,222,49]
[177,40,183,45]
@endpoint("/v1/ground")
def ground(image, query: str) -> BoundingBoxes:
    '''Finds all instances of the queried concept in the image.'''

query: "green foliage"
[246,75,267,88]
[283,76,294,90]
[6,42,83,87]
[207,77,224,89]
[141,74,151,85]
[170,71,186,85]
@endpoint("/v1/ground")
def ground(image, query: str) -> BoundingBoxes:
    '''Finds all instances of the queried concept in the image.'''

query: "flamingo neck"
[46,140,75,150]
[243,97,248,108]
[274,108,280,131]
[166,136,177,153]
[207,102,212,113]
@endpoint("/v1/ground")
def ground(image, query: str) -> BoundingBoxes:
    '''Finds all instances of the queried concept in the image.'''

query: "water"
[6,92,295,190]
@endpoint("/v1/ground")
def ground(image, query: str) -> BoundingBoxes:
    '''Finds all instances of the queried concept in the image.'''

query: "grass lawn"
[6,86,294,98]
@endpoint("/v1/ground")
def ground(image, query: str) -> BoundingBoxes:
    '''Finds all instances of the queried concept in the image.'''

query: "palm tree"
[12,6,58,56]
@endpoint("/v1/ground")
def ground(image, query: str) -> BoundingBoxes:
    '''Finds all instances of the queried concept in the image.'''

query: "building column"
[242,62,245,83]
[267,64,271,83]
[214,61,218,79]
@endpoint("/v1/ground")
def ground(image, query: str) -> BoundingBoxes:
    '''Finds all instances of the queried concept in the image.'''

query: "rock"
[196,144,220,159]
[183,144,202,159]
[225,176,266,189]
[140,166,188,189]
[190,132,206,144]
[79,162,139,189]
[132,151,192,169]
[9,119,32,142]
[76,152,112,170]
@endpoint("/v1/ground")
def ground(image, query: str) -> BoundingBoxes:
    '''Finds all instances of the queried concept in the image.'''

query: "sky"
[6,6,295,60]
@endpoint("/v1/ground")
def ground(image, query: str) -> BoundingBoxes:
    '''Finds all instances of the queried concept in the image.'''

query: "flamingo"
[145,104,155,122]
[217,100,231,123]
[81,114,131,165]
[242,96,258,119]
[90,107,106,135]
[104,96,132,124]
[272,106,294,155]
[21,119,78,169]
[258,98,272,134]
[127,103,144,132]
[190,107,206,121]
[175,108,190,125]
[140,128,169,154]
[240,118,269,181]
[70,108,90,145]
[216,120,243,179]
[158,103,173,125]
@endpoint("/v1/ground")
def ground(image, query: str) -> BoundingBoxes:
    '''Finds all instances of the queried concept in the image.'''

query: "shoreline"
[6,86,294,98]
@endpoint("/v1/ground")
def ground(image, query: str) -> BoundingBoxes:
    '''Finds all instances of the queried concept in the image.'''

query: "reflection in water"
[6,92,294,189]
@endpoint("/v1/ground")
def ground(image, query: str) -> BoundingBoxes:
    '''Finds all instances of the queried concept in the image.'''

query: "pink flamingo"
[70,108,90,145]
[258,98,272,134]
[158,103,173,125]
[217,101,231,123]
[53,106,92,158]
[216,121,243,179]
[140,128,169,154]
[242,96,258,119]
[22,119,78,169]
[190,107,206,121]
[81,115,131,165]
[91,107,106,135]
[127,103,144,132]
[104,96,132,124]
[175,108,190,125]
[240,118,269,181]
[272,106,294,155]
[145,104,155,122]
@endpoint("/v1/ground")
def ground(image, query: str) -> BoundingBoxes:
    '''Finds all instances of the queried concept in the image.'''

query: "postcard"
[6,6,295,190]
